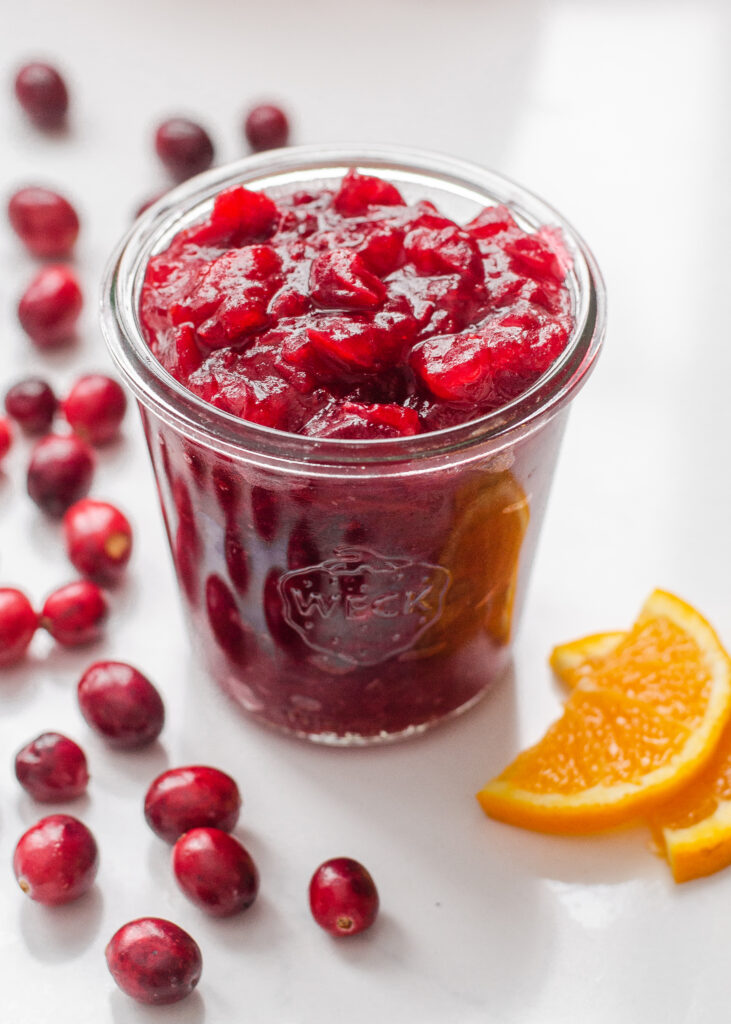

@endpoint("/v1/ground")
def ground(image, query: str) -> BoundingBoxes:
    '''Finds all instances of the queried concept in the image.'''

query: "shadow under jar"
[101,145,605,745]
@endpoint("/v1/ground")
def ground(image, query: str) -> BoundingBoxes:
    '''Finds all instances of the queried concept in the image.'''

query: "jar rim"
[101,143,606,468]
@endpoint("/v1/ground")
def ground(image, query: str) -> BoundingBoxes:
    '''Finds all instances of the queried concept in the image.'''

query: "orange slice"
[477,591,731,834]
[549,631,626,686]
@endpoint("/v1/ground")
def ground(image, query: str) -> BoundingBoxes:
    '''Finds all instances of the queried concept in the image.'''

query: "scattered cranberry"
[244,103,289,151]
[5,377,58,434]
[40,580,107,646]
[8,187,79,257]
[17,264,82,348]
[172,827,259,917]
[14,62,68,129]
[13,814,98,905]
[154,118,214,181]
[63,499,133,584]
[77,661,164,749]
[15,732,89,801]
[62,374,126,445]
[0,588,37,665]
[105,918,202,1006]
[0,417,12,461]
[144,765,241,844]
[309,857,379,937]
[27,433,94,517]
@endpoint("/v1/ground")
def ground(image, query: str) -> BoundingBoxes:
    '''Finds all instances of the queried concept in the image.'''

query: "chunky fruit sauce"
[140,170,572,439]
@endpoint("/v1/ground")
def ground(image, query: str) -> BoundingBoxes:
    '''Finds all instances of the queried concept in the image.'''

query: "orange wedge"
[477,591,731,834]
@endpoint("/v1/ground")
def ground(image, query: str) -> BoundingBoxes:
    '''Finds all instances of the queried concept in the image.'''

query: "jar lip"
[101,143,606,467]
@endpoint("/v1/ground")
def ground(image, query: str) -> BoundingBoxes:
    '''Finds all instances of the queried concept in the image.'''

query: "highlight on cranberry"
[77,660,164,749]
[14,61,69,129]
[15,731,89,802]
[144,765,241,843]
[172,827,259,917]
[17,264,83,348]
[13,814,98,906]
[154,117,215,181]
[244,103,290,152]
[40,580,108,647]
[105,917,202,1006]
[62,373,127,445]
[308,856,379,937]
[8,186,79,257]
[0,587,38,665]
[63,499,133,584]
[5,377,58,434]
[26,433,94,517]
[0,417,12,461]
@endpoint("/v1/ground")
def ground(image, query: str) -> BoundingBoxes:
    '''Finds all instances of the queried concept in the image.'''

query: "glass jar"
[101,145,605,744]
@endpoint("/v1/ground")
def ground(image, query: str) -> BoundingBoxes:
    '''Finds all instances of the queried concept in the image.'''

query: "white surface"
[0,1,728,1021]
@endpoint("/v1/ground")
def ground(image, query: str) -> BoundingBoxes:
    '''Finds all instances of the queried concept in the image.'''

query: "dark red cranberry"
[144,765,241,844]
[77,661,164,749]
[13,814,98,905]
[8,187,79,257]
[63,499,133,584]
[5,377,58,434]
[27,433,94,517]
[155,118,214,181]
[62,374,127,445]
[308,857,379,937]
[244,103,289,151]
[17,265,82,348]
[15,732,89,801]
[172,827,259,917]
[14,62,69,129]
[0,417,12,461]
[0,588,38,665]
[105,918,202,1006]
[40,580,107,646]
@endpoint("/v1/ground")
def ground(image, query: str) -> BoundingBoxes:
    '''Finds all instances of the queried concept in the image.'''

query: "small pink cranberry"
[105,917,202,1006]
[8,187,79,257]
[5,377,58,434]
[15,732,89,801]
[63,499,133,584]
[40,580,107,646]
[62,374,127,445]
[14,62,68,129]
[27,433,94,517]
[172,827,259,917]
[155,118,214,181]
[144,765,241,843]
[13,814,98,905]
[309,857,379,937]
[17,265,82,348]
[77,660,164,749]
[244,103,290,151]
[0,588,38,665]
[0,417,12,461]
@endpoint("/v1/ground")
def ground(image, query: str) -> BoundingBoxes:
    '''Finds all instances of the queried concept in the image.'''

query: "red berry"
[14,62,68,129]
[13,814,98,905]
[144,765,241,844]
[17,264,82,348]
[40,580,107,646]
[5,377,58,434]
[244,103,290,151]
[308,857,379,937]
[0,588,38,665]
[155,118,214,181]
[105,918,202,1006]
[0,417,12,460]
[27,433,94,517]
[62,374,127,445]
[77,661,164,749]
[15,732,89,801]
[8,187,79,257]
[63,499,133,584]
[172,828,259,917]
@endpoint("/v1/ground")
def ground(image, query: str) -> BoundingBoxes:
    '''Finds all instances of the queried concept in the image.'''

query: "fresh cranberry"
[172,827,259,917]
[14,62,69,129]
[63,499,133,584]
[144,765,241,844]
[18,265,82,348]
[244,103,290,151]
[40,580,107,646]
[77,661,164,749]
[27,433,94,517]
[13,814,98,905]
[62,374,127,445]
[15,732,89,801]
[5,377,58,434]
[8,187,79,257]
[105,918,202,1006]
[0,588,38,665]
[309,857,379,937]
[0,417,12,461]
[155,118,214,181]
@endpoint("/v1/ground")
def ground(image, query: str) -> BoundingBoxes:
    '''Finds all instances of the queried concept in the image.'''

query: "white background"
[0,1,728,1021]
